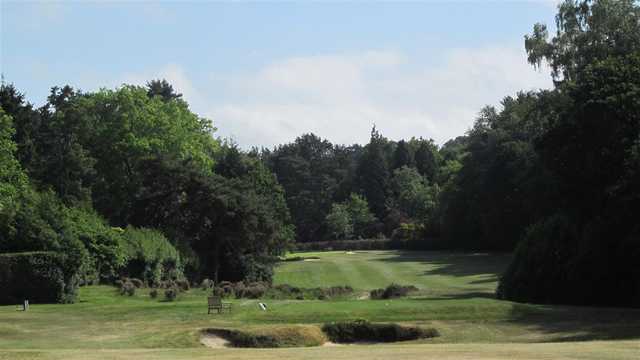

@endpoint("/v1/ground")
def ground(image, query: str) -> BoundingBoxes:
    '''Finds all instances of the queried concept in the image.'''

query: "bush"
[272,284,302,295]
[239,284,268,299]
[266,284,353,300]
[370,284,418,299]
[129,278,144,288]
[370,288,385,299]
[164,287,178,301]
[158,280,176,289]
[175,279,190,291]
[0,252,81,305]
[322,320,438,343]
[63,207,126,283]
[209,282,354,300]
[212,286,225,297]
[120,226,183,286]
[292,238,447,252]
[294,239,393,252]
[201,278,214,290]
[149,289,158,298]
[119,281,136,296]
[497,213,584,304]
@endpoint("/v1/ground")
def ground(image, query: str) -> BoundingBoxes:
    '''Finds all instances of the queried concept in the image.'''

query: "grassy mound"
[203,325,327,348]
[322,320,439,343]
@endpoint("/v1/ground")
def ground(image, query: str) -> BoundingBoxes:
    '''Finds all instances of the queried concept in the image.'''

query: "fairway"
[274,250,509,296]
[1,251,640,360]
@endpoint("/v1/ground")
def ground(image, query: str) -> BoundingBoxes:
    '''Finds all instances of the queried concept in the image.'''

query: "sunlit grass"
[1,250,639,359]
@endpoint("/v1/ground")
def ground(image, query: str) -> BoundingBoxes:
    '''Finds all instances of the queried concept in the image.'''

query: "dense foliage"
[0,252,81,305]
[264,131,441,242]
[496,0,640,307]
[1,0,637,307]
[0,82,294,301]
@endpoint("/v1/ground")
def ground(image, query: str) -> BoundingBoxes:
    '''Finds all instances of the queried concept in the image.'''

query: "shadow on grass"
[507,302,640,342]
[426,292,497,300]
[377,251,511,278]
[378,251,640,342]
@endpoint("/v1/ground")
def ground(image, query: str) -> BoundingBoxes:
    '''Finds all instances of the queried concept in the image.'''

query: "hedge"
[0,251,81,305]
[292,237,446,252]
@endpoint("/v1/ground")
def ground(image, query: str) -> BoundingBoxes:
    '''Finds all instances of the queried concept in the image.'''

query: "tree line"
[1,0,638,307]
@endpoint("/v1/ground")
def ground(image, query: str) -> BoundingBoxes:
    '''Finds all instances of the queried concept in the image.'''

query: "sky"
[1,1,558,148]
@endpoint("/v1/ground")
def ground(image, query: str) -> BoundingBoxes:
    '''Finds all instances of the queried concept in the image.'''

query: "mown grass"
[1,250,639,359]
[275,251,508,297]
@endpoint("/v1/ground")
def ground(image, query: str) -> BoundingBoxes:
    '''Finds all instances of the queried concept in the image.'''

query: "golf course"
[1,250,639,359]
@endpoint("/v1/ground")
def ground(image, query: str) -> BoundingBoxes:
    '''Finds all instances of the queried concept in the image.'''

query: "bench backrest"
[208,296,222,307]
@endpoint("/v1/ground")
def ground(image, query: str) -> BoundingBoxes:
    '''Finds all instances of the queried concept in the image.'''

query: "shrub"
[370,284,418,299]
[175,279,190,291]
[218,280,232,288]
[266,284,353,300]
[212,286,225,297]
[272,284,302,297]
[243,284,268,299]
[63,207,126,283]
[497,213,581,304]
[201,278,214,290]
[236,255,275,283]
[129,278,144,288]
[294,239,393,252]
[322,320,438,343]
[149,289,158,298]
[309,285,354,300]
[119,281,136,296]
[164,287,178,301]
[370,288,385,299]
[120,226,183,286]
[158,280,176,289]
[0,252,81,305]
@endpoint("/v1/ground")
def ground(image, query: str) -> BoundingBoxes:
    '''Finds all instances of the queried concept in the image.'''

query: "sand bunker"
[200,333,230,348]
[200,331,347,349]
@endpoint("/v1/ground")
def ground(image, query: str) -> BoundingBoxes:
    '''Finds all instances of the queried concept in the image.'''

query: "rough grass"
[1,250,640,359]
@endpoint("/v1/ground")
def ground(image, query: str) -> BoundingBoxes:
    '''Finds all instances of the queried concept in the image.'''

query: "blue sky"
[1,1,558,148]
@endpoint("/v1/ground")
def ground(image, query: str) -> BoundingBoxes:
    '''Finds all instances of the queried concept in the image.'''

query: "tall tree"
[498,0,640,307]
[392,140,413,170]
[266,134,342,242]
[146,79,182,102]
[356,127,389,220]
[414,140,438,182]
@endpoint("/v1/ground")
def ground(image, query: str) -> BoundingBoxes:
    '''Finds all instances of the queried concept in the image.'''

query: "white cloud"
[206,47,552,148]
[106,47,551,149]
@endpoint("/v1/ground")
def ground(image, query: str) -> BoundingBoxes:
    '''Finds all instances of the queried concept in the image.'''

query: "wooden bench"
[208,296,231,314]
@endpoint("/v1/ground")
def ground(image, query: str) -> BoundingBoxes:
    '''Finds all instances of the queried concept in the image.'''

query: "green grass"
[1,250,640,359]
[275,250,508,296]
